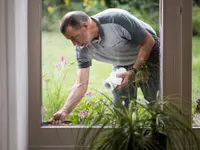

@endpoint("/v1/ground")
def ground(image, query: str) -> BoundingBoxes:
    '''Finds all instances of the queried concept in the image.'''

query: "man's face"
[64,23,92,47]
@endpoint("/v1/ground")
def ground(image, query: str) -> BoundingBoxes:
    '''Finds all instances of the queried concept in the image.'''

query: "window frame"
[28,0,199,149]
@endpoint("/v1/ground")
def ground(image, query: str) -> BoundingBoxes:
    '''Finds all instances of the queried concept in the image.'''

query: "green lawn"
[42,31,200,101]
[192,36,200,101]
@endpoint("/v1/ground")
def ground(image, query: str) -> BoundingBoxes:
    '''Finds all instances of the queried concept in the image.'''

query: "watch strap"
[130,67,138,74]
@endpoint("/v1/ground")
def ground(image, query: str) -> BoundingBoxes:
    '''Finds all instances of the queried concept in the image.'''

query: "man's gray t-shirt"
[75,8,157,69]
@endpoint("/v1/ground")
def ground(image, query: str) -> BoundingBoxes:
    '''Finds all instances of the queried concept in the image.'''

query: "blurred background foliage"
[42,0,200,36]
[42,0,159,34]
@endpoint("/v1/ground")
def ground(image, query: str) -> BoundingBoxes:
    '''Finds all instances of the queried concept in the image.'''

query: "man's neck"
[89,20,100,40]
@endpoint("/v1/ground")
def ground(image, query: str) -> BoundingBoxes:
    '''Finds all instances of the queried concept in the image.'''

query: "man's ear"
[81,22,89,30]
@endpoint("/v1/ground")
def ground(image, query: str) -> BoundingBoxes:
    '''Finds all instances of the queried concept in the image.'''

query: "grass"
[192,36,200,103]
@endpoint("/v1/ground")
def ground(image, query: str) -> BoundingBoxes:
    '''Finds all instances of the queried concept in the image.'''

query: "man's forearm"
[133,34,155,70]
[61,82,87,115]
[133,46,150,70]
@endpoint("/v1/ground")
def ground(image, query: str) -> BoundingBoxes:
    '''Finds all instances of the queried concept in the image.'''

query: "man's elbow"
[74,81,88,91]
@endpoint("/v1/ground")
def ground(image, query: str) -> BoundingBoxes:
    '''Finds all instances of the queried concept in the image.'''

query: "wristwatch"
[130,67,138,74]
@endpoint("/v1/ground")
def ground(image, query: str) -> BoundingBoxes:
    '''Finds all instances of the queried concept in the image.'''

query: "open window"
[41,0,161,126]
[29,0,198,149]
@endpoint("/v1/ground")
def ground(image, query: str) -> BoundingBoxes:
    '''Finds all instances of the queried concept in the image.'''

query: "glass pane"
[41,0,161,127]
[192,2,200,127]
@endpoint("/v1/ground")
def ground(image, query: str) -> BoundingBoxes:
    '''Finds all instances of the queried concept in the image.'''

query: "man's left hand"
[115,71,135,89]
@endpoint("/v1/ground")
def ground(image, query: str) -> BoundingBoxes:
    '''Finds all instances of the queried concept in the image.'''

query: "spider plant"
[76,94,200,150]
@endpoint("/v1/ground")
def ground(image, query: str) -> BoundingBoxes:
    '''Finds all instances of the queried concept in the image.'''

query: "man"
[50,8,160,124]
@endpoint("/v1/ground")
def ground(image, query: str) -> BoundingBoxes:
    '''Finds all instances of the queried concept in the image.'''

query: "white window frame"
[28,0,200,149]
[0,0,28,150]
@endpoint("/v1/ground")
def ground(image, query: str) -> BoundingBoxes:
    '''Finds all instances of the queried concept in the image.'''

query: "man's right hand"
[49,109,68,125]
[48,68,90,125]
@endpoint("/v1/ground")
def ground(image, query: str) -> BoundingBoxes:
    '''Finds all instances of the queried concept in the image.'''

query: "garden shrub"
[193,6,200,36]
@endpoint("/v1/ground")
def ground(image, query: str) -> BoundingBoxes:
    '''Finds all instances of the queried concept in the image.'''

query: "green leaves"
[76,96,200,150]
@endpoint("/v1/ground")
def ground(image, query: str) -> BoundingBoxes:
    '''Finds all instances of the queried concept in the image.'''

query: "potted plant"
[76,93,200,150]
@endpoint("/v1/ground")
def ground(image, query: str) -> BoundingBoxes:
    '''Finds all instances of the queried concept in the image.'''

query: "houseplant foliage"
[76,94,200,150]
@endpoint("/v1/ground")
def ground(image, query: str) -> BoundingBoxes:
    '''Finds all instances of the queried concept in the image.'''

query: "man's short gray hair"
[60,11,89,34]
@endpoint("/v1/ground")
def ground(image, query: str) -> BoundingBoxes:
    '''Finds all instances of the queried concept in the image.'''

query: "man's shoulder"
[93,8,131,17]
[92,8,133,24]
